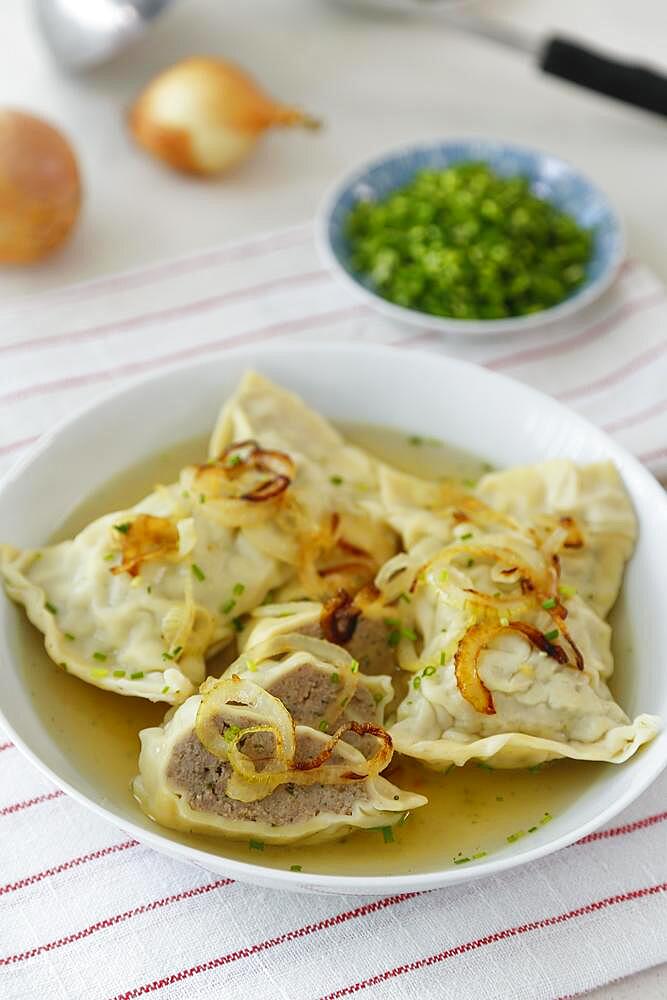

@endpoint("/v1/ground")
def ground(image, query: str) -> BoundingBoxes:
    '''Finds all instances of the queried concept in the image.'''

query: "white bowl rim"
[0,340,664,895]
[315,135,625,338]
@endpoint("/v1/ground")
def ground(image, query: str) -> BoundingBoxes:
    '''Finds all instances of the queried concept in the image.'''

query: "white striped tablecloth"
[0,223,666,1000]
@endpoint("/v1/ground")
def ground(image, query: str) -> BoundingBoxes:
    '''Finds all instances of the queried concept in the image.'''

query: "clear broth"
[18,427,605,876]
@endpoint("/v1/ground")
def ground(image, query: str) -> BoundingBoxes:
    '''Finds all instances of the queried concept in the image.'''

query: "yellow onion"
[129,57,319,176]
[0,110,81,264]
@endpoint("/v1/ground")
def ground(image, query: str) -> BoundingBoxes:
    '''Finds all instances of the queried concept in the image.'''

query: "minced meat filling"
[166,730,366,825]
[302,616,398,677]
[266,664,376,729]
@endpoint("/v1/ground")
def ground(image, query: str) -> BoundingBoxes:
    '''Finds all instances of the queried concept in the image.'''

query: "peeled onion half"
[0,110,81,264]
[129,57,319,176]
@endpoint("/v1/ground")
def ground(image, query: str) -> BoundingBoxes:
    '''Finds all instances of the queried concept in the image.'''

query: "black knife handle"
[540,36,667,117]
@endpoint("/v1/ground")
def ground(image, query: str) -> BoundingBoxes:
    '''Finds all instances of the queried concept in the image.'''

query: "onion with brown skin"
[129,57,320,177]
[0,110,81,264]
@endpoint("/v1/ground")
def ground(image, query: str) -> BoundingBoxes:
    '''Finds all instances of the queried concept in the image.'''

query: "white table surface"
[1,0,665,995]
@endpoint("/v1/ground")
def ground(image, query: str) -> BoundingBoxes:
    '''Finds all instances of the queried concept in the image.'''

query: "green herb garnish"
[379,826,394,844]
[330,672,340,685]
[460,532,473,540]
[231,617,244,633]
[249,839,264,851]
[543,628,560,642]
[454,857,471,865]
[387,630,401,648]
[329,475,343,486]
[289,865,303,872]
[161,686,170,694]
[224,725,241,743]
[191,563,205,582]
[45,601,58,614]
[408,435,423,446]
[92,651,107,662]
[64,632,75,641]
[422,665,436,677]
[541,598,557,610]
[558,583,576,598]
[92,668,109,678]
[507,831,526,843]
[113,670,126,677]
[221,598,236,615]
[130,671,144,680]
[113,523,131,534]
[232,583,245,596]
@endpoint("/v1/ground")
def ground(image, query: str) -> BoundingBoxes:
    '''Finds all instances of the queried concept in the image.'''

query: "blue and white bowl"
[317,138,624,337]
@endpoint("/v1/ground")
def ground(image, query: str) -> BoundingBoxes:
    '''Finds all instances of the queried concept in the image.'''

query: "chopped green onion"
[221,598,236,615]
[199,493,206,504]
[247,659,257,672]
[543,628,560,642]
[92,668,109,678]
[93,651,107,662]
[162,651,174,661]
[233,582,245,597]
[472,851,488,860]
[103,552,115,561]
[350,659,359,673]
[413,676,421,689]
[476,761,493,771]
[463,479,477,489]
[399,592,412,604]
[113,670,126,678]
[402,627,417,641]
[440,570,449,582]
[173,646,183,656]
[528,826,538,833]
[161,685,170,694]
[45,601,58,614]
[408,435,423,446]
[422,665,436,677]
[228,454,242,467]
[191,563,205,582]
[330,672,340,685]
[64,632,75,641]
[558,583,576,598]
[384,617,401,628]
[440,651,446,666]
[507,830,526,843]
[249,839,264,851]
[114,523,131,534]
[130,671,144,680]
[461,531,473,540]
[329,475,343,486]
[454,857,471,865]
[467,558,475,567]
[231,617,244,633]
[387,629,401,648]
[289,865,303,872]
[373,691,383,704]
[541,597,557,610]
[379,826,394,843]
[318,720,328,732]
[540,812,553,825]
[499,616,509,627]
[224,725,241,742]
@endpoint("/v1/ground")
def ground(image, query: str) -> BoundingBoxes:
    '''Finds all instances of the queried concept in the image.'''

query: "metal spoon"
[33,0,176,71]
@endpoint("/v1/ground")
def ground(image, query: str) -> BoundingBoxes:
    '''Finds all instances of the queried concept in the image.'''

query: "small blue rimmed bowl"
[316,138,624,337]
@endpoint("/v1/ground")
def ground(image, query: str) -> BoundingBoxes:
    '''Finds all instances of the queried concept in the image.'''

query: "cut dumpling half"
[388,531,659,769]
[134,674,426,844]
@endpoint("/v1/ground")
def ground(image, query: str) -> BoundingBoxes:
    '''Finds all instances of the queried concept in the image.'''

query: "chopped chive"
[289,865,303,872]
[387,629,400,648]
[318,720,329,732]
[92,668,109,678]
[249,839,264,851]
[408,435,423,446]
[147,586,152,594]
[472,851,488,860]
[540,812,553,825]
[541,597,557,610]
[350,659,359,673]
[92,651,107,662]
[467,558,475,567]
[228,454,242,467]
[199,493,206,504]
[221,598,236,614]
[496,796,504,802]
[181,490,190,499]
[373,691,383,704]
[173,646,183,656]
[401,627,417,641]
[454,857,471,865]
[440,569,449,582]
[329,475,343,485]
[440,651,446,666]
[528,764,542,773]
[543,628,559,642]
[413,676,421,690]
[191,563,205,582]
[507,830,526,843]
[103,552,115,562]
[384,617,401,628]
[224,725,241,742]
[499,616,509,627]
[130,671,144,680]
[114,523,131,534]
[398,592,411,604]
[463,478,477,488]
[232,582,245,596]
[247,659,258,672]
[162,651,174,661]
[422,665,436,677]
[45,601,58,614]
[528,826,538,833]
[558,583,576,598]
[476,761,494,771]
[231,617,244,633]
[161,685,170,694]
[64,632,75,641]
[330,672,340,685]
[113,669,126,678]
[460,531,473,540]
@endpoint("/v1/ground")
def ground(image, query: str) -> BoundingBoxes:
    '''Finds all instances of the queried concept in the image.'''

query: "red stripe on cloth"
[0,304,367,407]
[557,338,667,402]
[109,893,420,1000]
[319,882,667,1000]
[485,290,666,372]
[0,226,311,312]
[0,840,140,896]
[602,397,667,434]
[0,270,330,358]
[0,742,14,753]
[0,789,64,816]
[0,879,234,966]
[0,435,39,458]
[574,810,667,845]
[638,445,667,465]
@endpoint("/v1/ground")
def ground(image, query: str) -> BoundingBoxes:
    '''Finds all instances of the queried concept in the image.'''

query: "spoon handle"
[540,36,667,117]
